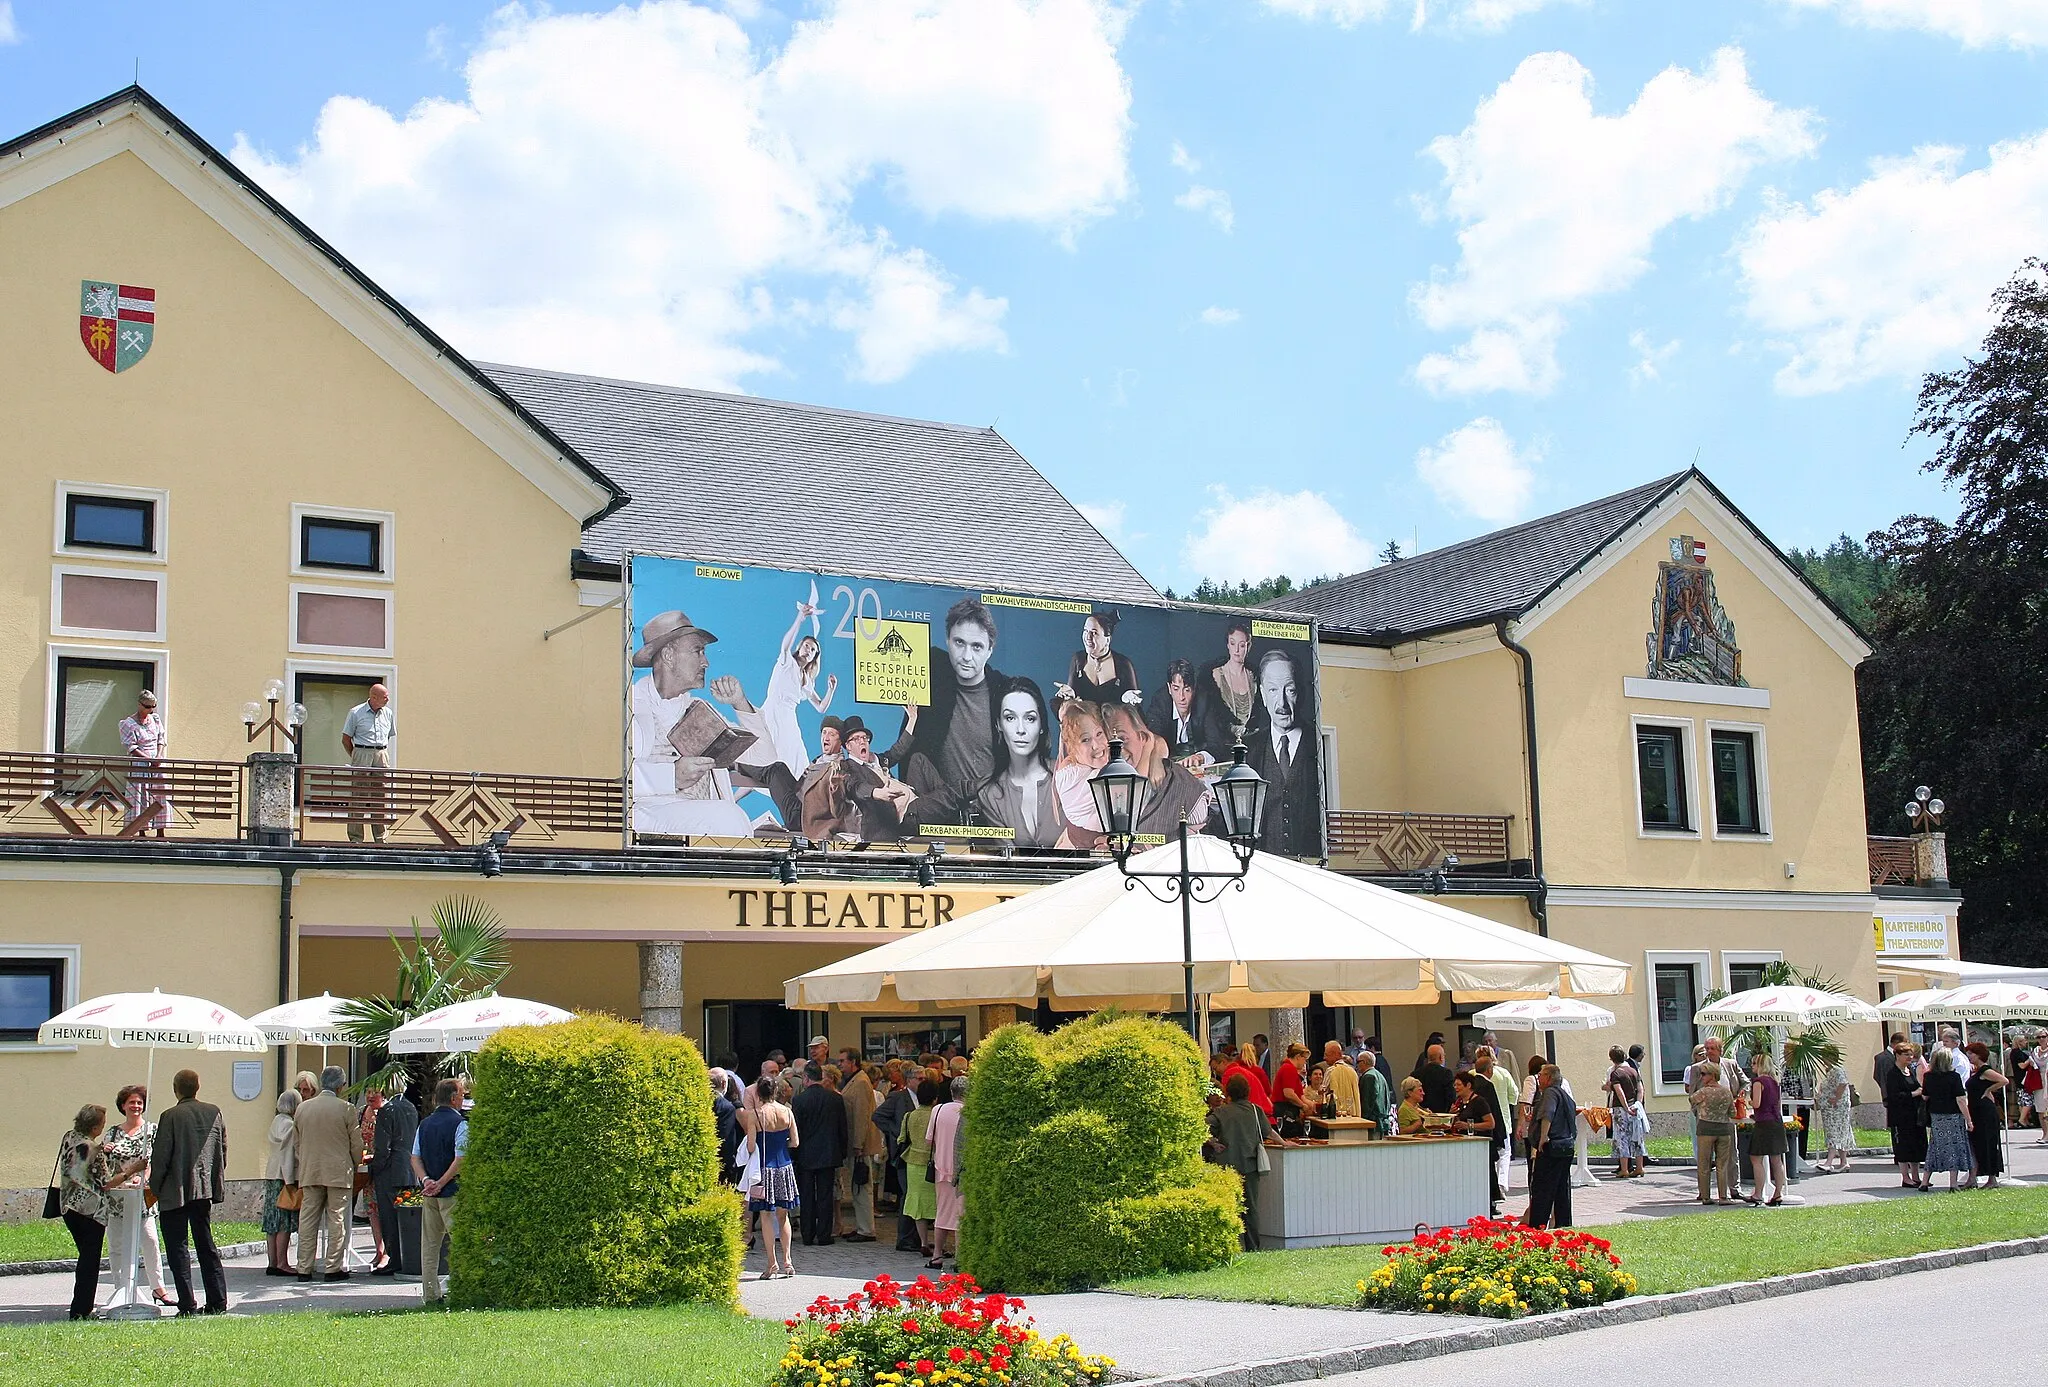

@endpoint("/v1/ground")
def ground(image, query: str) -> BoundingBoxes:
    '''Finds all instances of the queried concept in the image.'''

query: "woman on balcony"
[117,690,169,838]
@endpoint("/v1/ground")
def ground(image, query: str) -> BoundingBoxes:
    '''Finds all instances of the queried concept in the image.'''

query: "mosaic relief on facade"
[1646,534,1745,686]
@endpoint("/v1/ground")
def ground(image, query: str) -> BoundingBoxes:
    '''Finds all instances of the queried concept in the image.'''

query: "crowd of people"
[707,1036,971,1281]
[52,1065,471,1319]
[1876,1026,2032,1193]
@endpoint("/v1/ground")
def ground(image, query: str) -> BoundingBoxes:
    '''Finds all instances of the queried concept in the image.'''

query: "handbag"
[1254,1142,1272,1173]
[275,1182,303,1212]
[41,1151,61,1220]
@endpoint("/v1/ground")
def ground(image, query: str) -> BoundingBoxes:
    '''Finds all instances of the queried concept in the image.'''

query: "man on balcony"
[340,684,394,843]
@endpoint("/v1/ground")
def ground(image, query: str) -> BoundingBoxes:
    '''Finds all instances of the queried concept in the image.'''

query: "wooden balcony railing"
[1869,834,1918,887]
[295,764,625,848]
[1326,809,1514,873]
[0,751,243,839]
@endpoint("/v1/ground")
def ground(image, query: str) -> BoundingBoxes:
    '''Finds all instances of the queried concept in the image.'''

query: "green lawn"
[0,1303,782,1386]
[1586,1129,1892,1161]
[1115,1184,2048,1306]
[0,1220,263,1265]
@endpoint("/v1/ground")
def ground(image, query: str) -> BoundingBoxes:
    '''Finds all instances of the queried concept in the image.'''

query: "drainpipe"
[1495,618,1554,1063]
[277,864,296,1093]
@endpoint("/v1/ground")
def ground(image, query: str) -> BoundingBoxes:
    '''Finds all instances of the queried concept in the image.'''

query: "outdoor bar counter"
[1253,1126,1492,1249]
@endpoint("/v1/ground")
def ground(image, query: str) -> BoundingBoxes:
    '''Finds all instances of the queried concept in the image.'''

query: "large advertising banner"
[626,555,1324,857]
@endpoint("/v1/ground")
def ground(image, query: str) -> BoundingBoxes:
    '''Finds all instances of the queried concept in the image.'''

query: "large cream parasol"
[388,994,576,1054]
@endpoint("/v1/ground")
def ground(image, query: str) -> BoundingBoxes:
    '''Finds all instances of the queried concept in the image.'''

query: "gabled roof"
[0,86,627,524]
[1276,468,1871,657]
[484,363,1160,603]
[1275,474,1687,639]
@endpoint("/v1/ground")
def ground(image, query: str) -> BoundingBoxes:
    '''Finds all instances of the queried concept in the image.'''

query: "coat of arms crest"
[79,280,154,373]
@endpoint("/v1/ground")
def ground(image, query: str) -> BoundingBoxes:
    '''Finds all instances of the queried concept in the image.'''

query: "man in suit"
[1142,658,1232,763]
[837,1050,884,1243]
[790,1061,847,1247]
[368,1085,420,1275]
[148,1068,229,1315]
[294,1065,365,1280]
[1243,649,1320,856]
[880,599,1006,825]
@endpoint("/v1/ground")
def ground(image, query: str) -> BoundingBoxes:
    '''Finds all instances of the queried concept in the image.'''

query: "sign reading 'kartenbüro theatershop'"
[624,555,1324,857]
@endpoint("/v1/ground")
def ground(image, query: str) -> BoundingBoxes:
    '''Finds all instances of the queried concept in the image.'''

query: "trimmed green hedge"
[958,1012,1240,1293]
[451,1015,742,1309]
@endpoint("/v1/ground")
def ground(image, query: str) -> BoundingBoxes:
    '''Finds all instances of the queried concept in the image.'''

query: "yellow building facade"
[0,89,1950,1206]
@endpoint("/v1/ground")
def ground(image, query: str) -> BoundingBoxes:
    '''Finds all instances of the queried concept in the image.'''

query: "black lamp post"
[1089,738,1266,1044]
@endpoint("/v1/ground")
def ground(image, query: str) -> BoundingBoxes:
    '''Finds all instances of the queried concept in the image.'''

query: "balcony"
[1325,809,1516,874]
[1869,834,1922,888]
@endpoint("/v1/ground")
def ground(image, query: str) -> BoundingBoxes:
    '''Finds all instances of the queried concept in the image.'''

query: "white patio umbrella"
[1473,996,1616,1031]
[1917,982,2048,1023]
[1693,986,1866,1029]
[388,994,576,1054]
[246,992,358,1048]
[1878,989,1953,1022]
[787,836,1631,1009]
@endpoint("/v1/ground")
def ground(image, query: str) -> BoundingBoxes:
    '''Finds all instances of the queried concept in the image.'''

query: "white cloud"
[1181,487,1376,582]
[1199,305,1242,326]
[1628,330,1679,383]
[1414,417,1537,523]
[232,0,1131,389]
[1170,140,1200,173]
[1412,48,1815,396]
[1410,0,1585,32]
[1779,0,2048,49]
[1259,0,1392,26]
[1175,184,1235,232]
[1076,499,1128,540]
[0,3,18,43]
[1737,133,2048,394]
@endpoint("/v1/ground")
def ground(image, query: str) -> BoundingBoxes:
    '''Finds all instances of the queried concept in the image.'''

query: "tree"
[1859,258,2048,966]
[1160,574,1338,606]
[1789,534,1895,632]
[1378,540,1404,565]
[338,894,512,1093]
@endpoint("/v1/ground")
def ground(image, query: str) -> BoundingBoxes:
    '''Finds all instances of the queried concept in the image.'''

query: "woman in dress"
[1813,1058,1856,1173]
[1602,1046,1645,1179]
[975,676,1060,848]
[357,1089,386,1271]
[1964,1041,2006,1189]
[929,1076,967,1270]
[745,1075,801,1278]
[1058,610,1141,706]
[1207,625,1256,736]
[263,1090,301,1274]
[97,1084,174,1306]
[1051,699,1111,848]
[1745,1050,1790,1205]
[760,601,839,781]
[1922,1047,1974,1191]
[56,1103,121,1320]
[900,1076,945,1264]
[1882,1040,1928,1188]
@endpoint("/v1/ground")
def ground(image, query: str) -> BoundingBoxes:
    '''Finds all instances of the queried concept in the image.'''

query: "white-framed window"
[54,481,167,563]
[1721,950,1783,994]
[289,583,393,657]
[50,563,166,642]
[1631,715,1699,838]
[291,504,394,582]
[1646,950,1710,1095]
[46,643,168,754]
[1706,720,1772,840]
[0,943,82,1050]
[287,660,398,768]
[1319,725,1340,809]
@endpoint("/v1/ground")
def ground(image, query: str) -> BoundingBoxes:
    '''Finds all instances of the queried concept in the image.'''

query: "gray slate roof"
[482,363,1158,603]
[1273,473,1688,639]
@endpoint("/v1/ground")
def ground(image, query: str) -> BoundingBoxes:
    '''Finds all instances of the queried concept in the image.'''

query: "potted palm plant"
[338,895,510,1276]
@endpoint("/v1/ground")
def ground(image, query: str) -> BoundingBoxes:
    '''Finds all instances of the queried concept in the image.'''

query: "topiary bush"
[958,1012,1240,1292]
[450,1014,742,1309]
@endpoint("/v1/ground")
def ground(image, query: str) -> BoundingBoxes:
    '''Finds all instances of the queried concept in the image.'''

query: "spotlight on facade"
[917,846,938,889]
[476,830,509,878]
[774,853,797,886]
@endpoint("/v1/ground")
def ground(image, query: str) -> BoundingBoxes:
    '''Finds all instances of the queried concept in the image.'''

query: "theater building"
[0,88,1942,1204]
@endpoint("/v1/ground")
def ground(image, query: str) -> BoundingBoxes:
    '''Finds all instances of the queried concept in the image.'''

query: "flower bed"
[773,1273,1114,1387]
[1357,1217,1637,1319]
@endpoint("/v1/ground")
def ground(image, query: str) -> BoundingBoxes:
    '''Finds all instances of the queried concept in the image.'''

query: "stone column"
[1268,1007,1306,1057]
[246,752,297,847]
[1914,832,1950,888]
[638,940,684,1034]
[978,1004,1019,1040]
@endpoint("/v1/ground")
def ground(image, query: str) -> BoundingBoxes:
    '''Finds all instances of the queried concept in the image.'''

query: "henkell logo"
[147,1006,173,1023]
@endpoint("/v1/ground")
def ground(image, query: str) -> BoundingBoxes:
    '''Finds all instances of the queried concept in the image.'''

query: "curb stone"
[0,1240,265,1278]
[1117,1233,2048,1387]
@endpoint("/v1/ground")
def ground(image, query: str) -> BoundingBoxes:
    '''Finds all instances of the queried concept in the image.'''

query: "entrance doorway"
[703,1001,808,1084]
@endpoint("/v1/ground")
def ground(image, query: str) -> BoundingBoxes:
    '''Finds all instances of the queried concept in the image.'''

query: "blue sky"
[4,1,2044,590]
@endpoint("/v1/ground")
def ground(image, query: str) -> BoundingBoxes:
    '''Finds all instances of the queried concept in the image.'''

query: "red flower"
[949,1347,968,1363]
[915,1360,936,1375]
[902,1319,921,1334]
[827,1325,842,1335]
